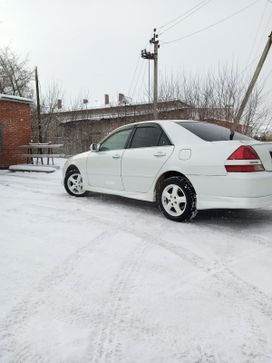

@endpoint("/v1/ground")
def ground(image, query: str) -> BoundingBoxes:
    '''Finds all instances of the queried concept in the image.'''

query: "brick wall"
[0,100,32,168]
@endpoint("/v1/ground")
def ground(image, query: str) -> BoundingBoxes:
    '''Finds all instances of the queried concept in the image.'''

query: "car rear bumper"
[197,194,272,210]
[190,172,272,210]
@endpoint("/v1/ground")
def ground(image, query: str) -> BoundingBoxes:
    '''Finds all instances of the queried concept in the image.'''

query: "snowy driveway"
[0,165,272,363]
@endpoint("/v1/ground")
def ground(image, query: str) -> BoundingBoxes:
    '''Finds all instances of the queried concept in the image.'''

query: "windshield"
[177,122,252,141]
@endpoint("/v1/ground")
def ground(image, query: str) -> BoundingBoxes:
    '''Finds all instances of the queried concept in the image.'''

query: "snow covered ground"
[0,161,272,363]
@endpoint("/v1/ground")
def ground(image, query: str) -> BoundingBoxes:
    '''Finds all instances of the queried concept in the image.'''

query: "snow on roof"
[0,94,33,104]
[60,106,191,124]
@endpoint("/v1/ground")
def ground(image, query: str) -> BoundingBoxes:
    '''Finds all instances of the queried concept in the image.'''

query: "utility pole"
[232,31,272,135]
[141,28,160,119]
[35,66,42,143]
[148,58,151,103]
[151,29,160,119]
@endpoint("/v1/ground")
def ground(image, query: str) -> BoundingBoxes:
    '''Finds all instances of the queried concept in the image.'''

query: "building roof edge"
[0,94,33,104]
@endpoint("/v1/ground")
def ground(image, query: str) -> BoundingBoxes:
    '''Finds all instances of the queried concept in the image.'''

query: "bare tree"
[159,64,270,136]
[0,47,33,97]
[33,86,94,150]
[32,82,64,142]
[67,90,90,111]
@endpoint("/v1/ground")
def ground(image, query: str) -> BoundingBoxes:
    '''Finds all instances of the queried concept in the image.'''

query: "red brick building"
[0,94,33,168]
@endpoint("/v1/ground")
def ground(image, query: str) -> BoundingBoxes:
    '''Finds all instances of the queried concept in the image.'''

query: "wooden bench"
[19,143,64,165]
[21,154,66,158]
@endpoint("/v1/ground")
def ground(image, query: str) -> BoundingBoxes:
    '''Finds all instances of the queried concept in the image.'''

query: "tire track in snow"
[136,233,272,360]
[82,209,272,319]
[221,266,272,320]
[0,229,114,363]
[80,211,272,361]
[187,222,272,317]
[16,198,272,359]
[210,267,272,361]
[89,240,152,363]
[12,193,272,314]
[200,221,272,252]
[2,188,272,361]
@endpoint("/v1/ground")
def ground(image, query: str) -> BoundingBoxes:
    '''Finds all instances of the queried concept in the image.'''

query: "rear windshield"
[177,122,252,141]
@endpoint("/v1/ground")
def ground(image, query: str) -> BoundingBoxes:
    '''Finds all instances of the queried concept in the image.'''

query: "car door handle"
[154,152,166,157]
[112,154,121,159]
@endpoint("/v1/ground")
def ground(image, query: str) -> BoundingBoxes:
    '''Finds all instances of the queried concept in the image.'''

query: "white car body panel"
[121,145,174,193]
[86,149,124,190]
[189,173,272,209]
[63,120,272,211]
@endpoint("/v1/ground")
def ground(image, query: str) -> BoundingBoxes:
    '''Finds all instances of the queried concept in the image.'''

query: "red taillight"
[228,145,260,160]
[225,146,264,173]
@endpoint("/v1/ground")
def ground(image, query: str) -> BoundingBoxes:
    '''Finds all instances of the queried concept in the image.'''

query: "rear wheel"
[157,176,197,222]
[64,169,87,197]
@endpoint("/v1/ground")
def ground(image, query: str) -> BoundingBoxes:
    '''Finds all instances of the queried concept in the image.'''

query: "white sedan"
[63,120,272,221]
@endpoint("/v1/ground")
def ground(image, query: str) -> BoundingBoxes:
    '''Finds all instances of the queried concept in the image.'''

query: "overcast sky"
[0,0,272,108]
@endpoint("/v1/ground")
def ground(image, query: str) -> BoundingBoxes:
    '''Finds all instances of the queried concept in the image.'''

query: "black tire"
[64,169,87,197]
[157,176,197,222]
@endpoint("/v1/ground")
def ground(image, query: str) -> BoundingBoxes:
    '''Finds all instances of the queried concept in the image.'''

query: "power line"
[130,59,146,100]
[157,0,209,31]
[261,3,272,38]
[158,0,213,36]
[139,59,148,101]
[128,40,151,99]
[128,55,141,97]
[162,0,260,45]
[246,0,268,65]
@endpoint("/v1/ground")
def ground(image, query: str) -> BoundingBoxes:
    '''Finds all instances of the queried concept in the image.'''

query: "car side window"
[99,128,132,151]
[158,131,171,146]
[130,126,162,149]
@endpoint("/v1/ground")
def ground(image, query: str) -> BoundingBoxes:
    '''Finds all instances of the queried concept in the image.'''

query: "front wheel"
[64,169,87,197]
[157,176,197,222]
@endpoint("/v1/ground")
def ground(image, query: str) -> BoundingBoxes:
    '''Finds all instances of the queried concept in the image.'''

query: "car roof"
[119,119,198,128]
[111,120,204,145]
[103,120,252,145]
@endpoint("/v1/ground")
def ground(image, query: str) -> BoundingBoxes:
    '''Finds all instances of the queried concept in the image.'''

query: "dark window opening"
[177,122,252,141]
[130,126,161,148]
[158,132,171,146]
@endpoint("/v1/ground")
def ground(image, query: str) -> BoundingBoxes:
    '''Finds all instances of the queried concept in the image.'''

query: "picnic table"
[19,143,65,165]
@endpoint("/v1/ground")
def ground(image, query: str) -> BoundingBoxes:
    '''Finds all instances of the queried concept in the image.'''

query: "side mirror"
[90,143,100,152]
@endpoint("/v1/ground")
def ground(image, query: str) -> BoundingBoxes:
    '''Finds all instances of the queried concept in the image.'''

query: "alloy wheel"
[161,184,187,217]
[67,173,84,195]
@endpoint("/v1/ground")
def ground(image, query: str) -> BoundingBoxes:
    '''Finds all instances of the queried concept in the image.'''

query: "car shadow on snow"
[195,208,272,229]
[85,191,158,213]
[85,191,271,229]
